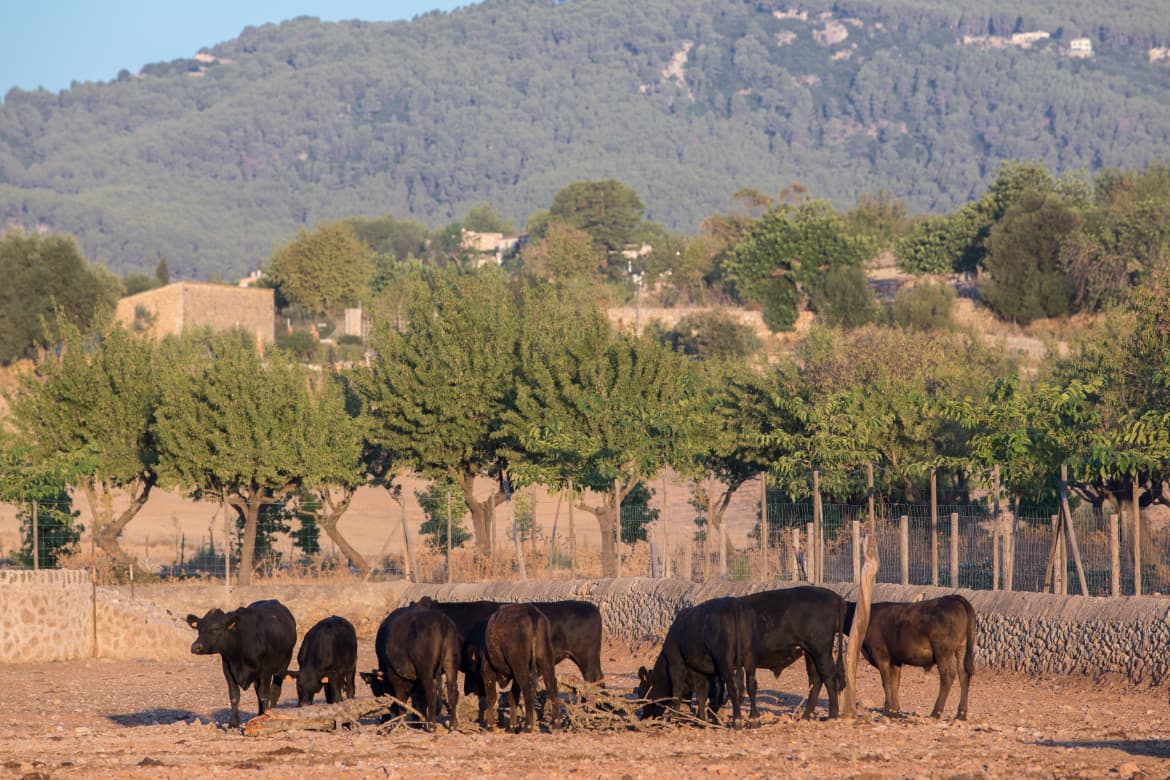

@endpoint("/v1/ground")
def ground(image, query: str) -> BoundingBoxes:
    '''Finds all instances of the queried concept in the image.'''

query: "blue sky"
[1,1,469,96]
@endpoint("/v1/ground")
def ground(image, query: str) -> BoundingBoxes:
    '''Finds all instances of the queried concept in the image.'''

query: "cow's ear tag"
[320,675,329,684]
[186,615,200,628]
[637,667,649,684]
[226,617,239,631]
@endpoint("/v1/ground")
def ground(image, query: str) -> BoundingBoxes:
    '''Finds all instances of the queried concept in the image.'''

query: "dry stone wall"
[3,572,1169,685]
[400,579,1170,686]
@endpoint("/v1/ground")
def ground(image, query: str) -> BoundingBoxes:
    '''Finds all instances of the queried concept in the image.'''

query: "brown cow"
[466,603,562,732]
[808,594,976,720]
[360,605,460,731]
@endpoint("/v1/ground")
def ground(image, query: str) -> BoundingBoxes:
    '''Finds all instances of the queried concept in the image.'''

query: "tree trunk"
[83,474,157,570]
[315,485,368,577]
[458,473,506,553]
[580,484,628,578]
[233,492,263,587]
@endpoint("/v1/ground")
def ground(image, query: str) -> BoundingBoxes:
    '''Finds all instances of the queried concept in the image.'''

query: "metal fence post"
[950,512,959,588]
[1109,513,1120,597]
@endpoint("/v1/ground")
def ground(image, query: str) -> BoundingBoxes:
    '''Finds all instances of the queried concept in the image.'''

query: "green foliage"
[980,190,1080,323]
[13,492,83,569]
[415,478,473,551]
[808,265,879,329]
[122,273,160,296]
[657,309,763,361]
[890,280,956,331]
[267,222,374,316]
[620,481,658,544]
[548,180,644,253]
[0,231,120,364]
[462,204,515,235]
[894,204,984,274]
[725,200,869,331]
[520,221,604,283]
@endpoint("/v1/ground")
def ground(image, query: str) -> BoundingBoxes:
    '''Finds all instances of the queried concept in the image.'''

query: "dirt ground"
[1,638,1168,780]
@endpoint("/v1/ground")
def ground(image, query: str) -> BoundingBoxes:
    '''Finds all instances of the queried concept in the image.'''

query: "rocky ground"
[1,639,1167,779]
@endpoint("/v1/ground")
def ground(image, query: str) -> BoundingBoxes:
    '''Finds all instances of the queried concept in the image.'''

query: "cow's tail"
[962,597,977,677]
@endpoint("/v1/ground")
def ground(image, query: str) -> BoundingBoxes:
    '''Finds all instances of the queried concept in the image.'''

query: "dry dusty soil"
[1,639,1169,780]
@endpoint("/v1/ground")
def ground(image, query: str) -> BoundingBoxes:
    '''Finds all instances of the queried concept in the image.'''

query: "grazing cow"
[636,597,759,728]
[186,599,297,729]
[736,586,847,719]
[412,597,604,695]
[807,594,977,720]
[466,603,562,732]
[287,615,357,706]
[360,605,460,731]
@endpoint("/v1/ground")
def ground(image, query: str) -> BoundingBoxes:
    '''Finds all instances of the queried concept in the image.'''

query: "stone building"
[114,282,275,344]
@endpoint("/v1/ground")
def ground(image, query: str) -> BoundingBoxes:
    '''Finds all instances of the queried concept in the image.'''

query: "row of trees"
[4,252,1170,581]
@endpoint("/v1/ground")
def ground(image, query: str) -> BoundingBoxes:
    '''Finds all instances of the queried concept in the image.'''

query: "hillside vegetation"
[1,0,1169,278]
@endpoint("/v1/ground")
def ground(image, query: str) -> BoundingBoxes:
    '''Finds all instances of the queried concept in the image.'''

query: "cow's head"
[411,596,437,609]
[284,669,328,706]
[360,669,390,698]
[186,608,239,655]
[635,661,668,719]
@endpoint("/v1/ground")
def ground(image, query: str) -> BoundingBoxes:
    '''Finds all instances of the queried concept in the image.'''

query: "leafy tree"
[843,190,909,255]
[415,478,473,551]
[8,323,159,569]
[520,221,604,283]
[0,435,84,568]
[549,180,644,252]
[0,231,120,364]
[462,204,515,235]
[153,330,358,585]
[808,265,879,329]
[122,273,160,296]
[980,190,1080,323]
[894,205,985,275]
[267,222,374,316]
[723,200,869,331]
[503,302,708,576]
[154,258,170,286]
[351,267,518,552]
[657,309,762,362]
[13,487,83,569]
[891,280,956,331]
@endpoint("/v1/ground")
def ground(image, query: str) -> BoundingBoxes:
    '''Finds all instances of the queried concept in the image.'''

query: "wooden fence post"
[812,470,822,584]
[1059,465,1089,595]
[1109,513,1120,597]
[930,468,938,586]
[805,522,816,584]
[852,519,861,583]
[787,527,799,582]
[759,475,768,582]
[899,514,909,585]
[1133,476,1142,596]
[720,525,729,580]
[446,491,453,584]
[662,474,671,579]
[950,512,959,588]
[568,478,576,578]
[991,523,1000,592]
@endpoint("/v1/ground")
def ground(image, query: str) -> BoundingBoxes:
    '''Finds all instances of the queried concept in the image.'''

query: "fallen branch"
[242,695,429,737]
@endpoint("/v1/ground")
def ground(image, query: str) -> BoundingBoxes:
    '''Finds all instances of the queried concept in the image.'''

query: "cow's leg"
[955,645,971,720]
[885,664,903,716]
[345,669,356,701]
[806,645,840,719]
[714,656,741,729]
[482,674,499,731]
[417,667,439,731]
[269,671,285,710]
[222,659,242,729]
[539,659,561,729]
[801,653,822,719]
[444,667,460,731]
[667,662,690,720]
[931,663,956,719]
[744,651,759,724]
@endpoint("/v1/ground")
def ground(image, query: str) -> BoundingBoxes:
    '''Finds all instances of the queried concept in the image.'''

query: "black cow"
[811,595,976,720]
[636,597,759,728]
[287,615,357,706]
[360,605,460,731]
[466,603,562,732]
[738,586,847,719]
[412,597,604,694]
[186,599,297,729]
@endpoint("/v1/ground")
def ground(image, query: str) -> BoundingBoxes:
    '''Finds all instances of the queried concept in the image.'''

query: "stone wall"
[4,574,1169,684]
[400,579,1170,685]
[0,570,93,663]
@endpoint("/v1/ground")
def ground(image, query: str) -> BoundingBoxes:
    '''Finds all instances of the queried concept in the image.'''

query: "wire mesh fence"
[2,492,1167,596]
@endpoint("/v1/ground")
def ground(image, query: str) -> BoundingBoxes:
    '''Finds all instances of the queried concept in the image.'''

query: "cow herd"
[185,586,977,734]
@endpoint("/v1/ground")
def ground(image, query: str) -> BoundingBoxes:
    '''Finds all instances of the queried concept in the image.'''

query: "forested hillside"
[1,0,1169,279]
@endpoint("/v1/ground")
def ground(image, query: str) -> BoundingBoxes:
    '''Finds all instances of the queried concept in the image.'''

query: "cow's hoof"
[955,713,968,721]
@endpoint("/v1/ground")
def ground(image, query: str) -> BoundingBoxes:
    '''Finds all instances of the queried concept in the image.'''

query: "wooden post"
[1109,513,1120,597]
[650,540,659,578]
[788,527,800,581]
[568,479,576,578]
[812,470,822,583]
[31,500,38,571]
[950,512,959,588]
[662,474,671,579]
[548,486,564,572]
[401,498,417,583]
[510,493,527,581]
[1132,476,1142,596]
[719,525,729,580]
[223,499,231,597]
[841,531,879,718]
[930,468,938,586]
[1059,465,1089,596]
[759,475,768,582]
[899,514,909,586]
[615,478,622,579]
[805,522,815,584]
[991,523,1000,593]
[1050,514,1065,595]
[446,491,453,584]
[851,519,861,583]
